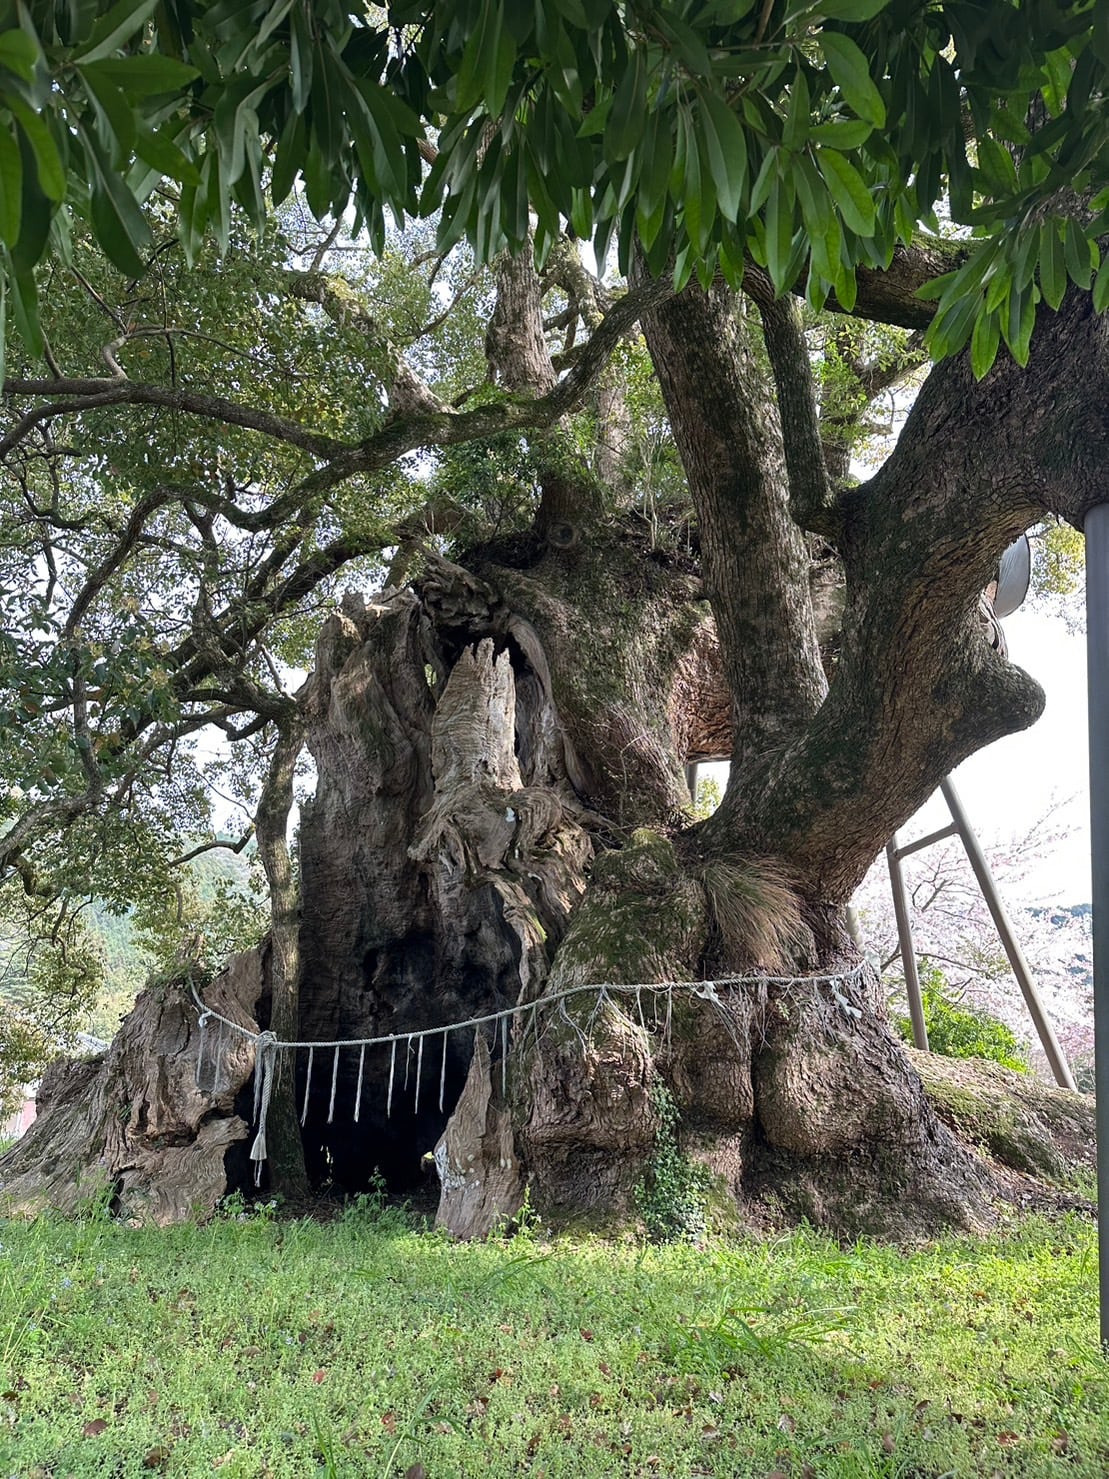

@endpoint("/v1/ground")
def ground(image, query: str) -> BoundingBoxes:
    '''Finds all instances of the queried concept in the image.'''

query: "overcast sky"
[912,605,1091,907]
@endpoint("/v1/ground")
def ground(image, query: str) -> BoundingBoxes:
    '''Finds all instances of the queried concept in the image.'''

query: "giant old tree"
[1,1,1108,1232]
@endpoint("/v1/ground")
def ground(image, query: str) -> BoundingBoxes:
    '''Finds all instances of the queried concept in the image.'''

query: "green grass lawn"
[0,1195,1104,1478]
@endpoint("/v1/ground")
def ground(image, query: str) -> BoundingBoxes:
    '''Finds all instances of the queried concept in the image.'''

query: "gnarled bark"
[0,952,264,1223]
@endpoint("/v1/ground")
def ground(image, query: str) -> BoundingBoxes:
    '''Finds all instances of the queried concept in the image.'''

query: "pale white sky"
[703,602,1093,909]
[910,605,1091,906]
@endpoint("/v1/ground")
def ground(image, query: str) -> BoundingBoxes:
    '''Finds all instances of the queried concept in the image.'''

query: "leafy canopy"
[0,1,1108,375]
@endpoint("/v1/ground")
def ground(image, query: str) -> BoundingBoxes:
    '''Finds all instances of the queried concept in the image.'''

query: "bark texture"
[0,952,264,1223]
[14,250,1103,1242]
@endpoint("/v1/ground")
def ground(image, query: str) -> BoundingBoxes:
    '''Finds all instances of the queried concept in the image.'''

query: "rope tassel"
[249,1032,279,1187]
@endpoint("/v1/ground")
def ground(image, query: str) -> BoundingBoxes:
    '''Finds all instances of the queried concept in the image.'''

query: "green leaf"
[289,4,313,115]
[681,113,714,253]
[0,29,39,83]
[606,47,645,160]
[820,31,886,127]
[926,287,977,359]
[808,119,872,149]
[816,146,874,234]
[578,94,613,138]
[1063,216,1093,290]
[811,214,841,287]
[792,152,824,229]
[975,135,1017,195]
[765,171,795,294]
[970,306,1000,380]
[1093,250,1109,314]
[133,123,200,187]
[984,258,1012,313]
[748,145,778,213]
[1012,224,1040,291]
[6,256,41,357]
[73,0,160,63]
[457,0,510,113]
[1001,282,1036,367]
[781,65,810,151]
[659,12,712,75]
[0,126,22,246]
[270,109,306,206]
[82,130,152,276]
[78,63,135,160]
[637,108,671,217]
[3,94,64,202]
[697,89,747,222]
[78,55,199,97]
[1038,219,1066,310]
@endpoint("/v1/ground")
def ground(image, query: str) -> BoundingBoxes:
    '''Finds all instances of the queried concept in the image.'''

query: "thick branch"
[284,271,447,415]
[0,380,347,460]
[818,237,967,329]
[740,284,1109,899]
[254,720,309,1197]
[745,269,838,538]
[638,271,827,780]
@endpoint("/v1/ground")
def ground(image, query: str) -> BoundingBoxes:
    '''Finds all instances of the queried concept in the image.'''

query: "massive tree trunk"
[7,258,1105,1237]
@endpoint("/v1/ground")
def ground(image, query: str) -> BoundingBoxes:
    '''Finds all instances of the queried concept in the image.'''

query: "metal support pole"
[886,837,930,1051]
[1083,500,1109,1357]
[685,762,700,805]
[939,776,1077,1092]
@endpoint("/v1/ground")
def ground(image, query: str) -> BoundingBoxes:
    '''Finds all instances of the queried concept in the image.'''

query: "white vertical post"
[1084,501,1109,1356]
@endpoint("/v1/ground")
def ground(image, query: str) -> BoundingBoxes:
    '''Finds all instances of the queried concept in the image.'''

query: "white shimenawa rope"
[192,962,869,1184]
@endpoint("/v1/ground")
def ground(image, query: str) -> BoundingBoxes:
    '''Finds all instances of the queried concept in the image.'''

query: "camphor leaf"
[457,0,515,115]
[765,170,796,294]
[970,304,1001,380]
[78,64,136,161]
[0,29,39,83]
[73,0,160,64]
[1063,215,1093,289]
[809,119,872,149]
[78,56,199,98]
[1001,281,1037,367]
[606,47,646,161]
[5,253,41,357]
[816,146,874,234]
[0,126,22,247]
[4,95,65,202]
[1094,249,1109,314]
[1038,218,1066,310]
[82,130,152,277]
[820,31,886,127]
[697,88,747,223]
